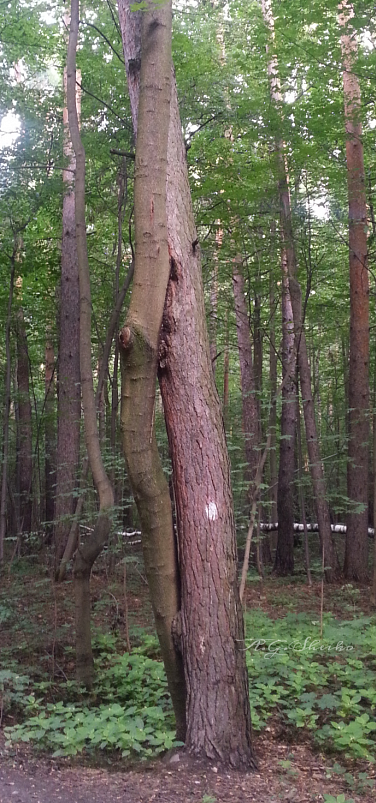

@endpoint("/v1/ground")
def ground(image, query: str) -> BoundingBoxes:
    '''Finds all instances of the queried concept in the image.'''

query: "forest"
[1,0,376,801]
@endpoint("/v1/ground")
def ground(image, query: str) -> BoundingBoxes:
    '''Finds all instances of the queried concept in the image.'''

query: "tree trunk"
[66,0,114,687]
[262,0,337,578]
[274,258,296,575]
[118,0,255,768]
[289,276,340,580]
[16,306,33,536]
[0,245,18,562]
[118,0,186,740]
[54,63,81,568]
[209,226,221,377]
[44,328,56,537]
[232,264,260,493]
[339,1,370,581]
[223,314,230,429]
[269,262,278,526]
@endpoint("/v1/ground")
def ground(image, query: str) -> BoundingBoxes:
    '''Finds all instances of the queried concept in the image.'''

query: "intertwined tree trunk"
[339,1,370,581]
[118,0,186,739]
[118,0,255,767]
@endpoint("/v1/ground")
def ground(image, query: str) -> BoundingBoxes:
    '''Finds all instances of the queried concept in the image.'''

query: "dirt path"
[1,732,375,803]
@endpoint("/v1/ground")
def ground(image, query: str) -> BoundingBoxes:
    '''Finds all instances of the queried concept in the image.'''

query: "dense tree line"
[1,0,376,766]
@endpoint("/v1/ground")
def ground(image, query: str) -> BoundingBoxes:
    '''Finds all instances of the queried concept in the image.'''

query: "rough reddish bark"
[118,0,255,768]
[54,65,81,568]
[159,87,253,763]
[339,1,370,581]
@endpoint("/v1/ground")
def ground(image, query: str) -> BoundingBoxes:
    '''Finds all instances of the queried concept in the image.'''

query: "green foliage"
[244,610,376,760]
[5,649,180,759]
[323,796,355,803]
[0,670,32,717]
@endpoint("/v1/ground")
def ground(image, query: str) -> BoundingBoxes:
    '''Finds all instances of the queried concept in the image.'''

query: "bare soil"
[1,729,376,803]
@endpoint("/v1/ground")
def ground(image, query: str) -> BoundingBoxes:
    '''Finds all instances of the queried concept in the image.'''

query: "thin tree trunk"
[274,256,296,575]
[297,393,312,585]
[339,1,370,581]
[16,306,33,536]
[209,225,222,376]
[55,261,133,583]
[269,261,278,526]
[371,403,376,604]
[289,276,340,579]
[44,328,56,537]
[232,265,260,493]
[223,313,230,429]
[66,0,114,687]
[54,62,81,568]
[0,244,18,562]
[262,0,337,578]
[118,0,255,768]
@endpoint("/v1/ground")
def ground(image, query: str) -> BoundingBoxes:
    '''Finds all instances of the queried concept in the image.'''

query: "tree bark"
[262,0,337,578]
[269,261,278,526]
[66,0,114,687]
[274,256,296,575]
[118,0,186,740]
[118,0,255,768]
[232,265,260,493]
[54,63,81,568]
[339,1,370,581]
[44,328,56,537]
[0,244,18,562]
[16,306,33,536]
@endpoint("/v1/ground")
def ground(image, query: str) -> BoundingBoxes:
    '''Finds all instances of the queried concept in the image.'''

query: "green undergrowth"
[4,639,180,759]
[245,610,376,762]
[2,612,376,770]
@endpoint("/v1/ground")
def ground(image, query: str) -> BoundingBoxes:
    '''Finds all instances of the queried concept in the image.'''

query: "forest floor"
[1,547,376,803]
[1,727,376,803]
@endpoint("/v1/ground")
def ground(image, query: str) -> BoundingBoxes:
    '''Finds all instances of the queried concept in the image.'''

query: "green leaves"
[5,650,179,759]
[245,609,376,760]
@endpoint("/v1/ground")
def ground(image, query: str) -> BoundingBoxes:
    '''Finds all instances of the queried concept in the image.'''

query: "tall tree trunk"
[269,262,278,526]
[118,0,186,740]
[16,306,33,536]
[289,276,340,580]
[0,244,18,562]
[223,313,230,428]
[118,0,255,768]
[44,328,56,537]
[66,0,114,687]
[232,265,260,494]
[275,256,296,575]
[54,62,81,568]
[339,1,370,581]
[262,0,337,578]
[209,225,221,377]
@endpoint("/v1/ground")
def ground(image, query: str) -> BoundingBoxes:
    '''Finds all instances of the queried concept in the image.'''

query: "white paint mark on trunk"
[206,501,218,521]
